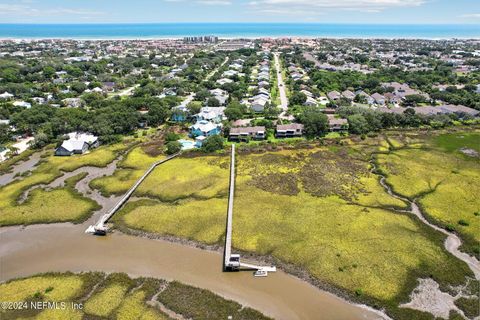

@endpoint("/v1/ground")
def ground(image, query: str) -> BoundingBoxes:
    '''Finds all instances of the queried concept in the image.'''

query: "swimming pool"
[178,139,195,150]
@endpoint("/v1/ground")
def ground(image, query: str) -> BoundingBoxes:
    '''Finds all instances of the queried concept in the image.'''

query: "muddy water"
[1,150,387,319]
[0,223,385,320]
[0,151,44,186]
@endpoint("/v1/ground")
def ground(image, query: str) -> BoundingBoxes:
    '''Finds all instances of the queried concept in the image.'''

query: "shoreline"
[113,223,392,320]
[1,36,479,41]
[0,220,391,320]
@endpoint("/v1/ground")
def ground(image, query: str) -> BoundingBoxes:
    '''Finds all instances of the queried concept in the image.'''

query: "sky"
[0,0,479,24]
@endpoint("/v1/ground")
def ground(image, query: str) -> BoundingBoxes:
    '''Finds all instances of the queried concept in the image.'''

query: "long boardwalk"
[86,153,179,234]
[224,145,236,270]
[223,145,276,275]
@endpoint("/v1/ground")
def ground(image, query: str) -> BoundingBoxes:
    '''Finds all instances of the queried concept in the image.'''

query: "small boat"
[94,226,108,236]
[254,270,268,277]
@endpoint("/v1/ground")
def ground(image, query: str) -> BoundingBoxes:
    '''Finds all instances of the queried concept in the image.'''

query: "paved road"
[274,52,292,120]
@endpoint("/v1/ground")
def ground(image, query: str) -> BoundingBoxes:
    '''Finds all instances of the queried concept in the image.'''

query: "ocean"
[0,23,478,39]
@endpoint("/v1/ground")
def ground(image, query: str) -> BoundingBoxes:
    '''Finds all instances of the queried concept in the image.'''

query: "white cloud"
[0,4,104,17]
[196,0,232,4]
[461,13,480,19]
[248,0,426,15]
[164,0,232,4]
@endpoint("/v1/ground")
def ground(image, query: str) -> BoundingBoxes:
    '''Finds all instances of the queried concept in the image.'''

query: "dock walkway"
[223,145,276,276]
[86,153,179,234]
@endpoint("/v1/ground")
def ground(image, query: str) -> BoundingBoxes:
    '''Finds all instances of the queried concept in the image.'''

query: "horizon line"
[1,22,480,26]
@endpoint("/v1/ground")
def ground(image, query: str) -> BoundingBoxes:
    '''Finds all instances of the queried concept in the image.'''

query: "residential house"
[276,123,304,138]
[327,91,341,102]
[194,107,225,123]
[384,93,401,105]
[171,105,189,122]
[32,97,46,105]
[209,88,229,106]
[13,101,32,108]
[62,98,83,108]
[300,90,313,98]
[223,70,239,78]
[304,96,318,107]
[230,63,243,71]
[102,82,116,92]
[55,132,99,156]
[371,93,386,105]
[291,72,303,81]
[257,88,270,97]
[0,92,13,100]
[327,116,348,131]
[250,96,269,112]
[189,120,222,138]
[355,90,374,104]
[258,80,270,88]
[217,78,233,85]
[229,126,266,142]
[342,90,355,100]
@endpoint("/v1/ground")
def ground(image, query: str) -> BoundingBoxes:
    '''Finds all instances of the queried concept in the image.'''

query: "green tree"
[42,66,56,79]
[207,97,220,108]
[202,135,224,152]
[70,82,87,94]
[166,141,182,155]
[147,103,170,126]
[297,107,329,137]
[347,114,370,135]
[187,101,202,115]
[289,92,307,106]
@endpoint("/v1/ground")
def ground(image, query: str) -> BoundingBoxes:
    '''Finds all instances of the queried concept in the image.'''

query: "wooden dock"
[86,153,179,234]
[224,144,237,270]
[223,145,275,276]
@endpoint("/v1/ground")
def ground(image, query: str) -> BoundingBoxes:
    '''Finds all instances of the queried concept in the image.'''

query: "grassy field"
[376,131,480,257]
[113,135,476,320]
[0,272,270,320]
[0,148,37,174]
[158,281,271,320]
[90,144,166,197]
[0,143,129,226]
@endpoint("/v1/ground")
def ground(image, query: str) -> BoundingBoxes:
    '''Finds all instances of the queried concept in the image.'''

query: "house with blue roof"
[189,120,222,138]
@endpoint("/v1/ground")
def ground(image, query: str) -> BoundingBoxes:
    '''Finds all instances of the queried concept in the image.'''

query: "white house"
[194,107,225,123]
[55,132,99,156]
[251,96,269,112]
[304,96,318,107]
[62,98,83,108]
[189,120,222,138]
[13,101,32,108]
[209,89,229,106]
[216,78,233,85]
[0,92,14,100]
